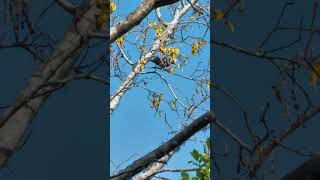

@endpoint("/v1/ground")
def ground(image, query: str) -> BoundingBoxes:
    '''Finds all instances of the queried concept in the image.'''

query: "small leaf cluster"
[181,138,210,180]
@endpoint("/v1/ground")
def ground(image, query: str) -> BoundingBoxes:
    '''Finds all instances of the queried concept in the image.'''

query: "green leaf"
[202,143,207,154]
[191,149,200,161]
[198,154,205,163]
[203,153,209,162]
[206,161,210,169]
[205,166,210,178]
[170,100,175,109]
[181,171,190,180]
[206,137,211,150]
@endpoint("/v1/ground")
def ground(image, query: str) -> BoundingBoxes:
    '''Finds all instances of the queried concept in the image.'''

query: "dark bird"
[150,56,173,68]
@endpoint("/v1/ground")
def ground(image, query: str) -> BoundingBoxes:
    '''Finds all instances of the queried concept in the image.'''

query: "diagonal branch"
[110,0,180,42]
[55,0,77,14]
[134,149,178,180]
[249,105,320,177]
[110,112,214,180]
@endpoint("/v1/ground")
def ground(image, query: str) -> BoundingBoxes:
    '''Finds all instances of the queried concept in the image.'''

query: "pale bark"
[134,149,177,180]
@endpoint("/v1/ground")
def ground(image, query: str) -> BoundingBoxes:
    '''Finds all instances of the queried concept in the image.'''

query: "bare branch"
[249,105,320,177]
[55,0,77,14]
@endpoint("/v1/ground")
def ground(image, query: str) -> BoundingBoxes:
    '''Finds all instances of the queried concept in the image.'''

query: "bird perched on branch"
[149,56,175,68]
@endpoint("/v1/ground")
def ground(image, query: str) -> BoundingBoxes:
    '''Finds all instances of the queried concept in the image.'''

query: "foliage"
[181,138,210,180]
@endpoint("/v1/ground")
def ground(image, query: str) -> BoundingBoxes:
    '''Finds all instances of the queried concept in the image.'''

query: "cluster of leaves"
[206,80,211,89]
[95,0,116,30]
[159,47,180,73]
[150,93,162,111]
[139,58,147,72]
[191,39,205,56]
[155,25,164,39]
[181,138,210,180]
[116,36,124,46]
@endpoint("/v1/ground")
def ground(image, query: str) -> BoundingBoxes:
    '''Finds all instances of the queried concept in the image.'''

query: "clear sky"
[110,0,210,179]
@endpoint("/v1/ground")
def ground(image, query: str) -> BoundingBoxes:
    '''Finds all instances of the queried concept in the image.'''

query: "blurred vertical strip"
[1,0,8,42]
[3,0,8,25]
[106,0,110,178]
[210,0,214,179]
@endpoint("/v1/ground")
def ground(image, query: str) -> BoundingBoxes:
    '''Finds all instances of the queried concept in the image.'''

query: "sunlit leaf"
[169,66,174,74]
[181,171,190,180]
[191,149,200,161]
[170,100,175,109]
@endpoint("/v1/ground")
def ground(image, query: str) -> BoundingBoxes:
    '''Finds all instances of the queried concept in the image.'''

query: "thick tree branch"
[110,112,214,180]
[134,149,177,180]
[110,0,180,42]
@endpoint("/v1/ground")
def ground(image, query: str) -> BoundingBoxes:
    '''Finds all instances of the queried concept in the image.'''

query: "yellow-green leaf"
[311,63,320,89]
[224,20,234,32]
[213,10,223,20]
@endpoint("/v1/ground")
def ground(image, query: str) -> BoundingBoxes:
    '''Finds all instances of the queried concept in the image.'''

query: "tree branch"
[249,105,320,177]
[55,0,77,14]
[110,112,215,180]
[110,0,180,42]
[134,149,178,180]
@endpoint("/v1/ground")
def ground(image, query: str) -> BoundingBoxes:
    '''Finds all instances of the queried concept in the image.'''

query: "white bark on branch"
[134,149,177,180]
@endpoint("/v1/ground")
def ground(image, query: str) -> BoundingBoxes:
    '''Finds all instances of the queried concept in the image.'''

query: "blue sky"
[110,0,210,179]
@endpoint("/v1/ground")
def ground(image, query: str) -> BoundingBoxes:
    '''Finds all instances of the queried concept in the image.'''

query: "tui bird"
[149,56,175,68]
